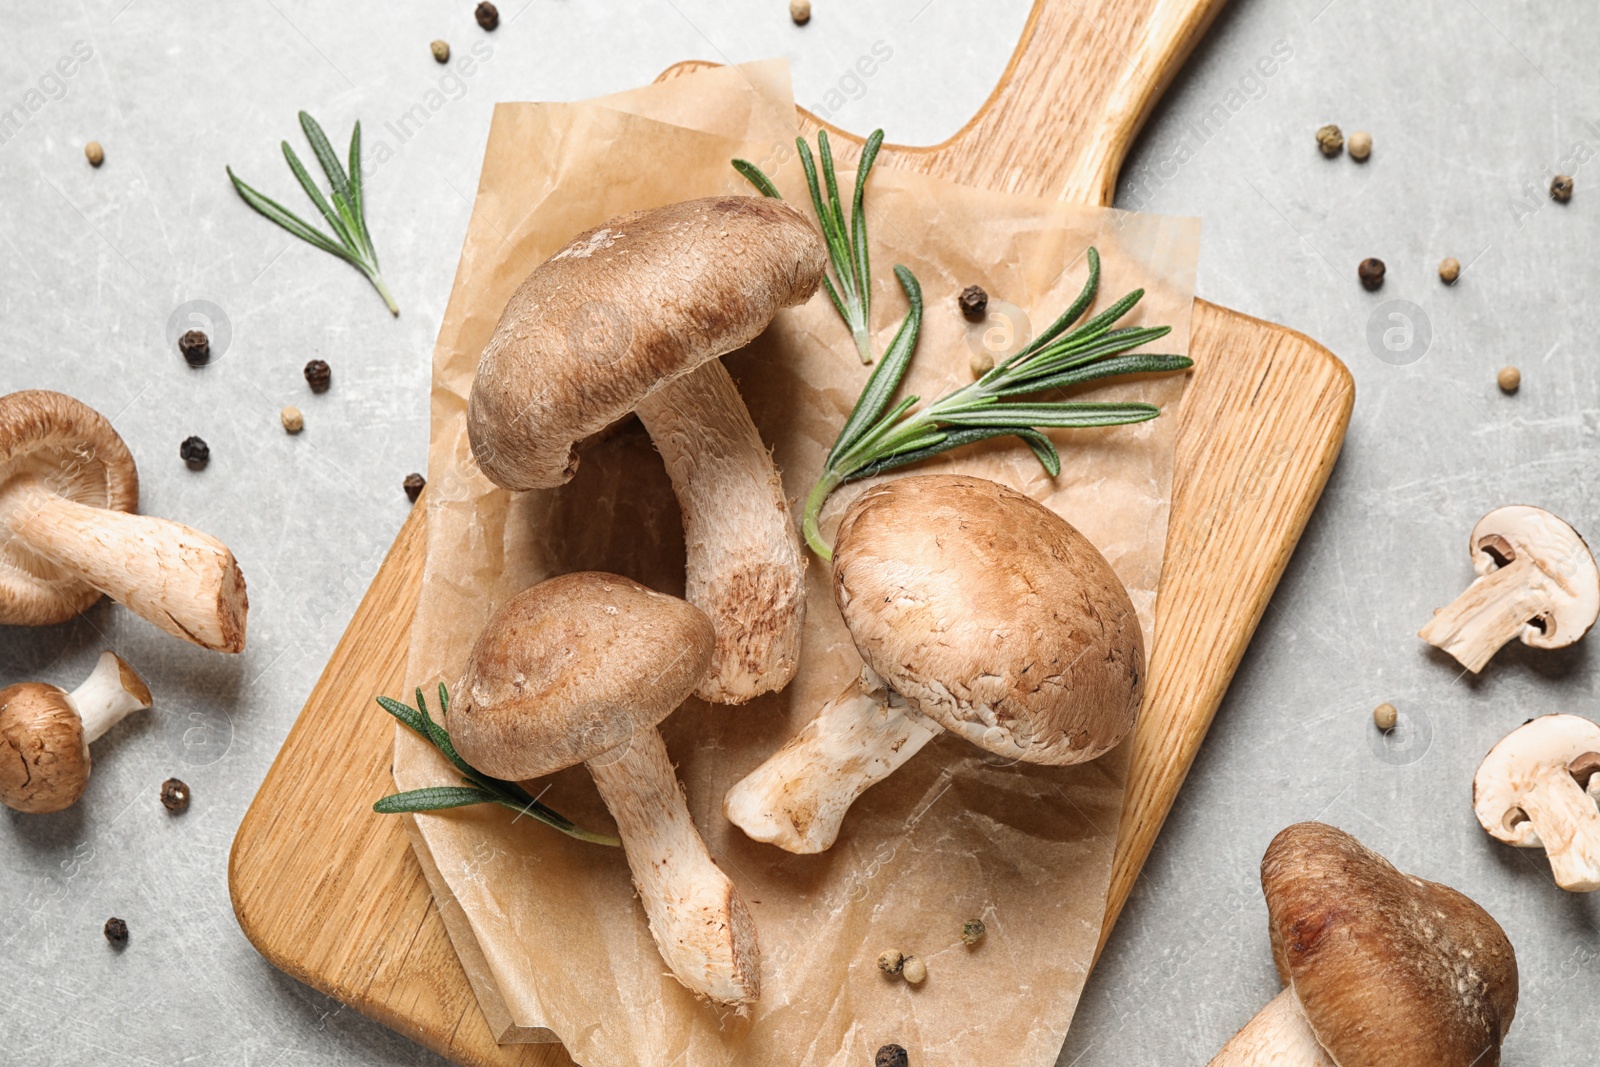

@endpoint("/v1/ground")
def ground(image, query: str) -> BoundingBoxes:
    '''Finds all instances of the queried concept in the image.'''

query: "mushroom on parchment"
[1474,714,1600,892]
[0,651,152,813]
[1420,505,1599,672]
[725,474,1143,853]
[1209,822,1518,1066]
[0,390,247,652]
[468,197,827,705]
[448,572,760,1005]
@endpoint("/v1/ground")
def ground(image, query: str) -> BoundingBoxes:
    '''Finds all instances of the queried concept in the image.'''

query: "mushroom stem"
[1516,767,1600,892]
[586,727,760,1005]
[1420,556,1554,672]
[724,667,943,853]
[71,651,153,743]
[1208,988,1335,1066]
[8,490,247,653]
[634,360,804,705]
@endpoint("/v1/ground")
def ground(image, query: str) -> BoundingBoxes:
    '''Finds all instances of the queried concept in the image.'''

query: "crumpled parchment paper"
[395,59,1199,1067]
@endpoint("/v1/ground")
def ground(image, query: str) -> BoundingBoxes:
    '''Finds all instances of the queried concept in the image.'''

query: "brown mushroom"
[1209,822,1518,1066]
[448,572,759,1005]
[0,390,247,652]
[725,475,1143,853]
[467,197,826,705]
[0,651,153,813]
[1420,505,1599,672]
[1473,714,1600,892]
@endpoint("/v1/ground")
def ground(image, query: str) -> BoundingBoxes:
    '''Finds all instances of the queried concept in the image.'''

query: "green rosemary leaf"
[347,121,366,248]
[1052,287,1146,350]
[230,114,398,315]
[818,130,848,265]
[997,354,1193,398]
[827,266,923,466]
[227,168,353,260]
[374,786,497,814]
[796,138,851,297]
[820,273,850,324]
[1007,248,1102,365]
[282,141,357,250]
[376,694,430,737]
[732,158,783,200]
[299,110,353,212]
[851,130,884,315]
[853,426,1060,481]
[942,402,1162,429]
[1000,329,1178,385]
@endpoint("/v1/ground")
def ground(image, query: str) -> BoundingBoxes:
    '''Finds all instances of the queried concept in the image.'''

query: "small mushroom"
[448,572,760,1005]
[1209,822,1518,1066]
[0,651,153,813]
[468,197,827,705]
[725,475,1143,853]
[1419,505,1599,672]
[0,390,248,652]
[1473,714,1600,892]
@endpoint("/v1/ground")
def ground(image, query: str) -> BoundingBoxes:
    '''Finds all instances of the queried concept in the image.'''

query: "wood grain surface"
[229,1,1355,1063]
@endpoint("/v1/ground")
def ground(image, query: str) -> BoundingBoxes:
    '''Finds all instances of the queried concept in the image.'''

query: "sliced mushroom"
[1210,822,1519,1066]
[1420,505,1599,672]
[0,651,153,813]
[1474,714,1600,892]
[468,197,827,705]
[448,572,759,1005]
[0,390,247,652]
[725,474,1143,853]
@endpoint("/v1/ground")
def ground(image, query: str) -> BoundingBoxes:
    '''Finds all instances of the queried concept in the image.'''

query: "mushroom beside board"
[725,474,1144,853]
[1209,822,1519,1067]
[1474,714,1600,892]
[1420,505,1599,672]
[467,197,827,706]
[0,390,248,652]
[447,572,760,1005]
[0,651,152,813]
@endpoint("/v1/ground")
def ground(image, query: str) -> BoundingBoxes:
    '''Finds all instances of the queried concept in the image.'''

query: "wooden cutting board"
[229,2,1354,1063]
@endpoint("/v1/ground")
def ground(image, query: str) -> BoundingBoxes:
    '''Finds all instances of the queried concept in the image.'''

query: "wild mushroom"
[1473,714,1600,892]
[468,197,827,705]
[1419,505,1599,672]
[1210,822,1518,1066]
[0,390,248,652]
[725,474,1143,853]
[0,650,153,813]
[448,571,759,1005]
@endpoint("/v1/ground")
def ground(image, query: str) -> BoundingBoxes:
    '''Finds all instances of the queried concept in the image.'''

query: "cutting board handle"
[886,0,1231,205]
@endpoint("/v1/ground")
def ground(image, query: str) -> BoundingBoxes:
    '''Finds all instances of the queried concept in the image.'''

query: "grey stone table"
[3,1,1596,1064]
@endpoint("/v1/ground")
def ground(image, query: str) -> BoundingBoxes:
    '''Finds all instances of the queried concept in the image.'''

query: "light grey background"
[2,1,1595,1064]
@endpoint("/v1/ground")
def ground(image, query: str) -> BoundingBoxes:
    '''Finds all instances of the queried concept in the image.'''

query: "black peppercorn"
[1357,257,1386,292]
[178,329,211,367]
[1551,174,1574,203]
[475,1,499,30]
[303,358,332,393]
[958,285,988,322]
[875,1045,908,1067]
[104,917,128,946]
[403,472,426,503]
[179,436,210,470]
[160,778,191,813]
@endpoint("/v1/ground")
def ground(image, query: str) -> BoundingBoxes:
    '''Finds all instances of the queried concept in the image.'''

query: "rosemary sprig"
[799,247,1193,559]
[735,129,887,363]
[373,683,620,847]
[227,111,398,316]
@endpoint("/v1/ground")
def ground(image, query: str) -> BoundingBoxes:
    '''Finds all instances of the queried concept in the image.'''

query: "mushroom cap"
[831,474,1144,766]
[1473,713,1600,847]
[1263,822,1518,1067]
[449,572,715,780]
[1471,505,1600,650]
[0,681,90,813]
[0,390,139,626]
[467,196,827,491]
